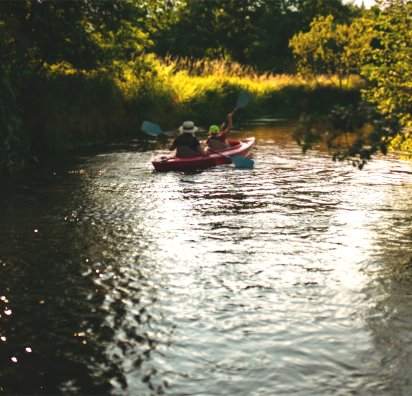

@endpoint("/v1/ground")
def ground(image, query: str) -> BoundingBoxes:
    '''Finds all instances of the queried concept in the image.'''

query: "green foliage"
[0,0,157,70]
[154,0,358,73]
[370,2,412,157]
[0,9,30,174]
[151,57,362,127]
[290,1,412,165]
[23,70,122,154]
[289,15,375,87]
[361,0,412,131]
[0,0,174,172]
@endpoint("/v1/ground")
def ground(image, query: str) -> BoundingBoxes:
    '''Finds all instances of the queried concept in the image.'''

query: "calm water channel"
[1,121,412,395]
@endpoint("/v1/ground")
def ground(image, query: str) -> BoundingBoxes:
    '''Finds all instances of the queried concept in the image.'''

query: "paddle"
[208,148,254,169]
[141,91,252,137]
[234,90,252,112]
[218,90,252,132]
[140,120,165,137]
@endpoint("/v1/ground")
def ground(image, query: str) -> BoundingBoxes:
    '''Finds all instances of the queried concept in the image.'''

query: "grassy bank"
[2,56,363,174]
[154,57,362,125]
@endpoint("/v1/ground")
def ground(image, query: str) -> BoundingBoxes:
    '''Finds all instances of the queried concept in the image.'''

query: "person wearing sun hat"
[206,112,233,151]
[169,120,206,157]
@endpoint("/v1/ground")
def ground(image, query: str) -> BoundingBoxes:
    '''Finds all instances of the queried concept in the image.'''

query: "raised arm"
[220,112,233,135]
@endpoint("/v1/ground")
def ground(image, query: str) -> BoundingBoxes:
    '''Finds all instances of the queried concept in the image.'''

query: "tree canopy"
[0,0,164,72]
[153,0,359,72]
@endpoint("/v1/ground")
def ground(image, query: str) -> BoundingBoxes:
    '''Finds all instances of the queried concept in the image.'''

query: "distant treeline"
[0,0,411,173]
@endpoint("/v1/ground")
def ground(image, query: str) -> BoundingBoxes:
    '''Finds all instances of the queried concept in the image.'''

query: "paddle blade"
[231,155,254,169]
[141,120,163,136]
[235,91,252,110]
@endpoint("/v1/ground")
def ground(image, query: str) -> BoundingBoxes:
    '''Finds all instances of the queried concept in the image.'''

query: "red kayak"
[152,137,255,172]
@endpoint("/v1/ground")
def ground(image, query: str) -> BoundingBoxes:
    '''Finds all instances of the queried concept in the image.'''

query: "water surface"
[1,122,412,395]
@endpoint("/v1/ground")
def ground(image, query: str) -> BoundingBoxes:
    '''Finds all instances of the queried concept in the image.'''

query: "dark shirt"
[170,133,201,151]
[206,133,227,144]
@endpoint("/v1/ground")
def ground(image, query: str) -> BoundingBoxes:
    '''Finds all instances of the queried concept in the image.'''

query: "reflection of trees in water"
[0,210,111,393]
[80,170,176,394]
[0,162,175,394]
[95,258,174,395]
[364,194,412,393]
[0,169,125,394]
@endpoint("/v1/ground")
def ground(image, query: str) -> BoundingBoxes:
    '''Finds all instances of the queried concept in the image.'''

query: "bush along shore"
[0,57,362,175]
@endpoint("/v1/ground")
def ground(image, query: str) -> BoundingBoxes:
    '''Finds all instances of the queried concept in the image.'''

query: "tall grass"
[157,56,363,126]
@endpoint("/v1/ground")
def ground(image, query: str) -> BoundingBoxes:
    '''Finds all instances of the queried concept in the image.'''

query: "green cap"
[209,125,219,134]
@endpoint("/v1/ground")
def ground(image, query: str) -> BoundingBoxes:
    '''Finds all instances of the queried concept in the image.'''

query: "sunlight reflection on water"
[77,125,412,395]
[86,127,412,394]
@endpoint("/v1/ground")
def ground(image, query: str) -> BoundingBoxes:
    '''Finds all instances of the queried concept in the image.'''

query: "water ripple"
[1,125,412,394]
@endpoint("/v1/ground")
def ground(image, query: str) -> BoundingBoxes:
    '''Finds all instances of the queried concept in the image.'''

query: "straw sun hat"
[179,121,198,134]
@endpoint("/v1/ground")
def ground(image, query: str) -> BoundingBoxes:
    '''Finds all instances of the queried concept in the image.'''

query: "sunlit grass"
[158,56,363,108]
[38,55,365,130]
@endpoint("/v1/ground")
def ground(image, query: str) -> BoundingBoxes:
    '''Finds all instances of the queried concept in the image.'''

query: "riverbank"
[1,57,362,175]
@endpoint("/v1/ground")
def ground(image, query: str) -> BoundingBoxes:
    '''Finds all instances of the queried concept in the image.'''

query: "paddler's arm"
[169,137,178,151]
[220,112,233,137]
[223,112,233,135]
[196,144,207,156]
[194,137,206,156]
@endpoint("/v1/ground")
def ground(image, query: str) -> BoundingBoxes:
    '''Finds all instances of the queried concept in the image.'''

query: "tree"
[289,14,374,87]
[362,0,412,144]
[290,0,412,167]
[0,0,159,70]
[0,0,167,173]
[154,0,262,61]
[153,0,358,73]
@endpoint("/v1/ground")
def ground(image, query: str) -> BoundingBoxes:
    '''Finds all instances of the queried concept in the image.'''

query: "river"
[1,121,412,395]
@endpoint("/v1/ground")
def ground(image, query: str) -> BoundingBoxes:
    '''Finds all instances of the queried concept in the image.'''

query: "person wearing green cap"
[206,112,233,152]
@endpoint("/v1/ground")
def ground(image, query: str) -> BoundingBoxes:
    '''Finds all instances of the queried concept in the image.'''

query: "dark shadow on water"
[0,170,123,394]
